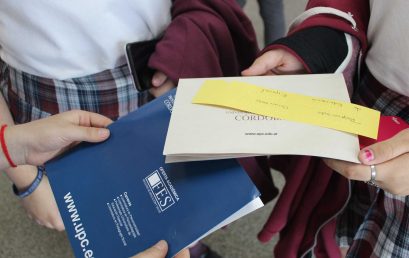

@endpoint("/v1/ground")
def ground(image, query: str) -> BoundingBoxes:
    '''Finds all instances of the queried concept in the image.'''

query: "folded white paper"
[164,74,360,163]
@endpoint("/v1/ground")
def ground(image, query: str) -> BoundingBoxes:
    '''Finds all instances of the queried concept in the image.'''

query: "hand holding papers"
[164,74,380,163]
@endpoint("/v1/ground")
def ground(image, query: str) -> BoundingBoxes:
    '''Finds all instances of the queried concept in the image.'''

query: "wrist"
[12,166,45,198]
[4,124,28,167]
[5,165,38,191]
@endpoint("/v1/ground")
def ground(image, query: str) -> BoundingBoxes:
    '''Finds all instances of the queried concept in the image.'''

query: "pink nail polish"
[364,149,374,162]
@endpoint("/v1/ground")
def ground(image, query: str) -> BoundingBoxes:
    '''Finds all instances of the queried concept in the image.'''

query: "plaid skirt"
[337,68,409,258]
[0,61,153,124]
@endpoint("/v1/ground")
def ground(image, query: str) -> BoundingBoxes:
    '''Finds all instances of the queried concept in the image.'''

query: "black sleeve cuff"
[271,27,348,73]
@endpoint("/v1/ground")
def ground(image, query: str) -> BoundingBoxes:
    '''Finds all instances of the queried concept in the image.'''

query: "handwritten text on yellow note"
[192,80,380,139]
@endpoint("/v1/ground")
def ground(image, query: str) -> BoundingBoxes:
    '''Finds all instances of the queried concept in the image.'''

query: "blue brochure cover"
[46,89,261,258]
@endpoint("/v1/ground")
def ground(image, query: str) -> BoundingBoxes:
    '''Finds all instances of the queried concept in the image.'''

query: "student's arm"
[0,92,38,189]
[1,110,112,170]
[0,91,111,230]
[241,27,349,76]
[0,92,59,228]
[242,0,369,79]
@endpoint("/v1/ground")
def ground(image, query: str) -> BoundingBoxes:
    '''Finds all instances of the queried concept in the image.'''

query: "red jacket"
[149,0,259,83]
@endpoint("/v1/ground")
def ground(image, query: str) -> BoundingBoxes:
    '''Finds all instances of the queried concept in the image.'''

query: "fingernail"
[154,240,167,251]
[363,149,374,162]
[98,129,109,138]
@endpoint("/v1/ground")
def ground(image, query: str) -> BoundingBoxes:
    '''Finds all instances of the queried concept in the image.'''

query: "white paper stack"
[164,74,360,163]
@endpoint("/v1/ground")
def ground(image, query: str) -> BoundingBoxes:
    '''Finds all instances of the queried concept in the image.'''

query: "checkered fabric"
[0,61,153,124]
[337,67,409,258]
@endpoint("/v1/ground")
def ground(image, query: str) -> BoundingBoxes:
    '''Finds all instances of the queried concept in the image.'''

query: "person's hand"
[18,168,65,231]
[2,110,111,231]
[6,110,112,167]
[131,240,190,258]
[323,128,409,196]
[241,48,307,76]
[149,71,175,98]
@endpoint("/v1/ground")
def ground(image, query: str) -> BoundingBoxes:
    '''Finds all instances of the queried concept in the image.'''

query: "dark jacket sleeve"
[259,0,367,90]
[148,0,259,83]
[270,26,348,74]
[294,0,370,52]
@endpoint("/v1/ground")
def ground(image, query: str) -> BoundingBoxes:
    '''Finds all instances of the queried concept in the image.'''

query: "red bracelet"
[0,124,17,168]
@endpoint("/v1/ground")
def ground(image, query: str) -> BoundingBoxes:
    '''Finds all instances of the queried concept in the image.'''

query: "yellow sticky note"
[192,80,380,139]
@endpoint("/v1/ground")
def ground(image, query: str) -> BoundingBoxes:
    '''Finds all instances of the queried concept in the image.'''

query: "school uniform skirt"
[337,67,409,258]
[0,61,153,124]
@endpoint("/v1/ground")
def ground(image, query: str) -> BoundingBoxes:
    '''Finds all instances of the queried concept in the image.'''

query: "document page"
[164,74,360,163]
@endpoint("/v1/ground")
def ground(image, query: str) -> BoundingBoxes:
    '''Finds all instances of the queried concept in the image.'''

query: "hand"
[6,110,112,167]
[241,48,307,76]
[323,128,409,196]
[131,240,190,258]
[19,169,65,231]
[149,71,175,98]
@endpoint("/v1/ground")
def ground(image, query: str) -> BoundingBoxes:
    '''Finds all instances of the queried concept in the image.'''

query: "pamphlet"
[46,90,262,258]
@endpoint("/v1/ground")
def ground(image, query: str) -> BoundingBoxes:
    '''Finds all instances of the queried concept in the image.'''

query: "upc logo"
[145,171,175,212]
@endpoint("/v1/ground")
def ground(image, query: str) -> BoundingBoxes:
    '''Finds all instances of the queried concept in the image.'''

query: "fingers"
[132,240,168,258]
[174,249,190,258]
[149,79,175,98]
[85,112,113,128]
[72,110,113,128]
[323,158,386,190]
[241,50,283,76]
[323,158,373,182]
[324,153,409,196]
[149,71,175,97]
[378,153,409,195]
[65,125,110,143]
[58,111,112,143]
[152,71,168,87]
[359,128,409,165]
[242,49,307,76]
[58,110,112,128]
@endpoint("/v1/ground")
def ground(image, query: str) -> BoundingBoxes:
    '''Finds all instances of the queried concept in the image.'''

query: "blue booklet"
[46,89,262,258]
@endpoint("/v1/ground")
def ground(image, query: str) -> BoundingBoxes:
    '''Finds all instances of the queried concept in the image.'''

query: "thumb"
[132,240,168,258]
[359,129,409,165]
[152,71,168,87]
[241,51,282,76]
[65,125,110,143]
